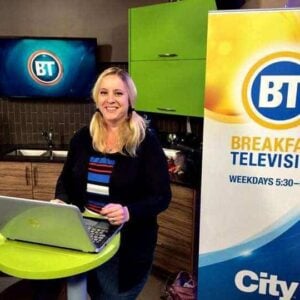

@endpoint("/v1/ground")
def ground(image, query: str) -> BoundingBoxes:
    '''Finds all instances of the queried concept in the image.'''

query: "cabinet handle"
[33,166,38,187]
[158,53,178,58]
[25,166,30,185]
[157,107,176,112]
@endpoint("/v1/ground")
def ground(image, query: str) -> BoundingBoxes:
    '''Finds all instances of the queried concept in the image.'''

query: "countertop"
[0,144,68,163]
[0,144,200,188]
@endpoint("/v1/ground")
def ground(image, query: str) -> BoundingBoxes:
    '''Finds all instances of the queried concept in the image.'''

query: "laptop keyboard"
[86,225,108,244]
[83,218,109,245]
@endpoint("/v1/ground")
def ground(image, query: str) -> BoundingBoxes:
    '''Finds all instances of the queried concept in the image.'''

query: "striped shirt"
[85,155,116,214]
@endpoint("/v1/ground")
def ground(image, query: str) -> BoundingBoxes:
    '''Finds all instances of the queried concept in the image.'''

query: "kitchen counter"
[0,144,200,188]
[0,144,68,163]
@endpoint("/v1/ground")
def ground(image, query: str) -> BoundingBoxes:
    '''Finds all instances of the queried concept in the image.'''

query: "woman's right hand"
[101,203,130,225]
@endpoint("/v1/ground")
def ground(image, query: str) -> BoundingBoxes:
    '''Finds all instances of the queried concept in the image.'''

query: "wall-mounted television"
[0,37,98,100]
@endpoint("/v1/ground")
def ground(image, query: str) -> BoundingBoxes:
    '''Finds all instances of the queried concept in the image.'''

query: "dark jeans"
[88,253,149,300]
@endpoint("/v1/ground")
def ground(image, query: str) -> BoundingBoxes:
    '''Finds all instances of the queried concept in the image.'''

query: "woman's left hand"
[101,203,130,225]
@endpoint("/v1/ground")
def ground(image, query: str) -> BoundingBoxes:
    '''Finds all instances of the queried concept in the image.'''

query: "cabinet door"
[131,60,206,117]
[155,185,195,273]
[0,162,33,198]
[129,0,215,61]
[32,163,63,201]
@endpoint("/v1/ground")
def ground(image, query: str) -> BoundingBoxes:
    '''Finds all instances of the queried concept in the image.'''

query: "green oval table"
[0,232,120,300]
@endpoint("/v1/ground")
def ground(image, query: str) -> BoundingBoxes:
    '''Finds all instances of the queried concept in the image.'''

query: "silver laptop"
[0,195,122,253]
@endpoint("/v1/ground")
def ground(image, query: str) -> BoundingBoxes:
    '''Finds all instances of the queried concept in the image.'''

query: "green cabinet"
[131,60,206,116]
[129,0,216,117]
[130,1,210,61]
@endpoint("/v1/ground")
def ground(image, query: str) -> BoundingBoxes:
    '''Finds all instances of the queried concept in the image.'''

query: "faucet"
[42,128,54,150]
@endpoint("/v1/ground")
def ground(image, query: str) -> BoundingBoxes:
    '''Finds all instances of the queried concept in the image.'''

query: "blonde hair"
[89,67,146,156]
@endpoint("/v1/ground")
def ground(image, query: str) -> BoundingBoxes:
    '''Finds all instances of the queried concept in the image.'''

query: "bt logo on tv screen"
[28,50,63,86]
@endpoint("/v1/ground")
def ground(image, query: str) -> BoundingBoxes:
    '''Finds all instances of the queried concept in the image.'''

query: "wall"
[0,0,166,62]
[0,97,95,146]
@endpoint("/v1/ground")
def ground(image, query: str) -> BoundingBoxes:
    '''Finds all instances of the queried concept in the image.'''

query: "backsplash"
[0,97,95,146]
[0,97,203,148]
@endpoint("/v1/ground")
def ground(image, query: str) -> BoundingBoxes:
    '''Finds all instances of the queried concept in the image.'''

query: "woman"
[55,67,171,299]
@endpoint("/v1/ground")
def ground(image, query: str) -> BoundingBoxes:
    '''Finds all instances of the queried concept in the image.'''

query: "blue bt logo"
[242,52,300,129]
[28,51,63,85]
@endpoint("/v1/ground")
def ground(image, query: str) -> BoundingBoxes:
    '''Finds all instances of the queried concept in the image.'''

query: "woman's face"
[97,74,130,126]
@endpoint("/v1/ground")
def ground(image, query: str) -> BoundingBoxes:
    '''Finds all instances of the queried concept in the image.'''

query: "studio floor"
[0,270,167,300]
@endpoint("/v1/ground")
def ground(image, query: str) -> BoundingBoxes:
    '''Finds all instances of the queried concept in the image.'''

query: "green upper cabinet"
[129,0,216,117]
[129,0,215,61]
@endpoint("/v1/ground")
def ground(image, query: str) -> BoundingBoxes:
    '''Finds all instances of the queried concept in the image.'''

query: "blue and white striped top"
[85,155,116,214]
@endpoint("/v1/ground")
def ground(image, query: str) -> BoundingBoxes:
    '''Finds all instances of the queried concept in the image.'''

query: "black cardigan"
[55,126,171,291]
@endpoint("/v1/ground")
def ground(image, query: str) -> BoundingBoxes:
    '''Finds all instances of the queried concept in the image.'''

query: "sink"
[50,150,68,158]
[4,149,68,158]
[5,149,48,157]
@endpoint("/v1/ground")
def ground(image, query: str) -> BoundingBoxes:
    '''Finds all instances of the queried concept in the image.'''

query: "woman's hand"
[101,203,130,225]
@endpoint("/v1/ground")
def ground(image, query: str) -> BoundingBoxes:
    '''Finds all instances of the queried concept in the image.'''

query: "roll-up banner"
[198,9,300,300]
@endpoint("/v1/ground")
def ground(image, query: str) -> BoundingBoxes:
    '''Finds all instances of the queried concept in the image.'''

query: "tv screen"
[0,37,98,99]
